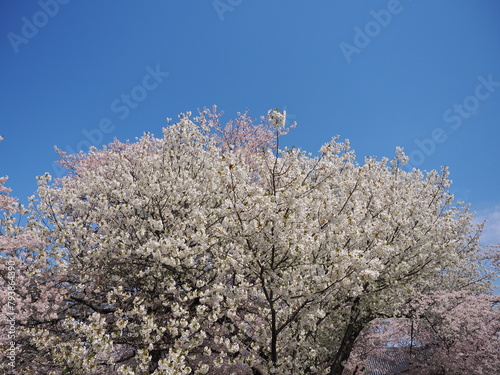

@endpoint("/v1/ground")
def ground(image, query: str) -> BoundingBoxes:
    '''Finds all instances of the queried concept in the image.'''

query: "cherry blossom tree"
[343,243,499,374]
[344,290,499,375]
[409,291,499,374]
[400,245,500,375]
[0,136,57,374]
[7,110,493,374]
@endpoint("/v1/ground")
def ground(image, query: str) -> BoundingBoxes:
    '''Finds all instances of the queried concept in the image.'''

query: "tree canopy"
[1,109,498,374]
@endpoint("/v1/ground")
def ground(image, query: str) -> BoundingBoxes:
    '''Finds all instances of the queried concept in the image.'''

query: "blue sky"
[1,1,499,260]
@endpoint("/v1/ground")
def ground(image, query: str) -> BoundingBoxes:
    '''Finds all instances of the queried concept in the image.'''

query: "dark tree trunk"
[329,299,369,375]
[328,320,365,375]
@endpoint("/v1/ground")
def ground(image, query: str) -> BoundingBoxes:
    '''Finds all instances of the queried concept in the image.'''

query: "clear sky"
[1,1,499,259]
